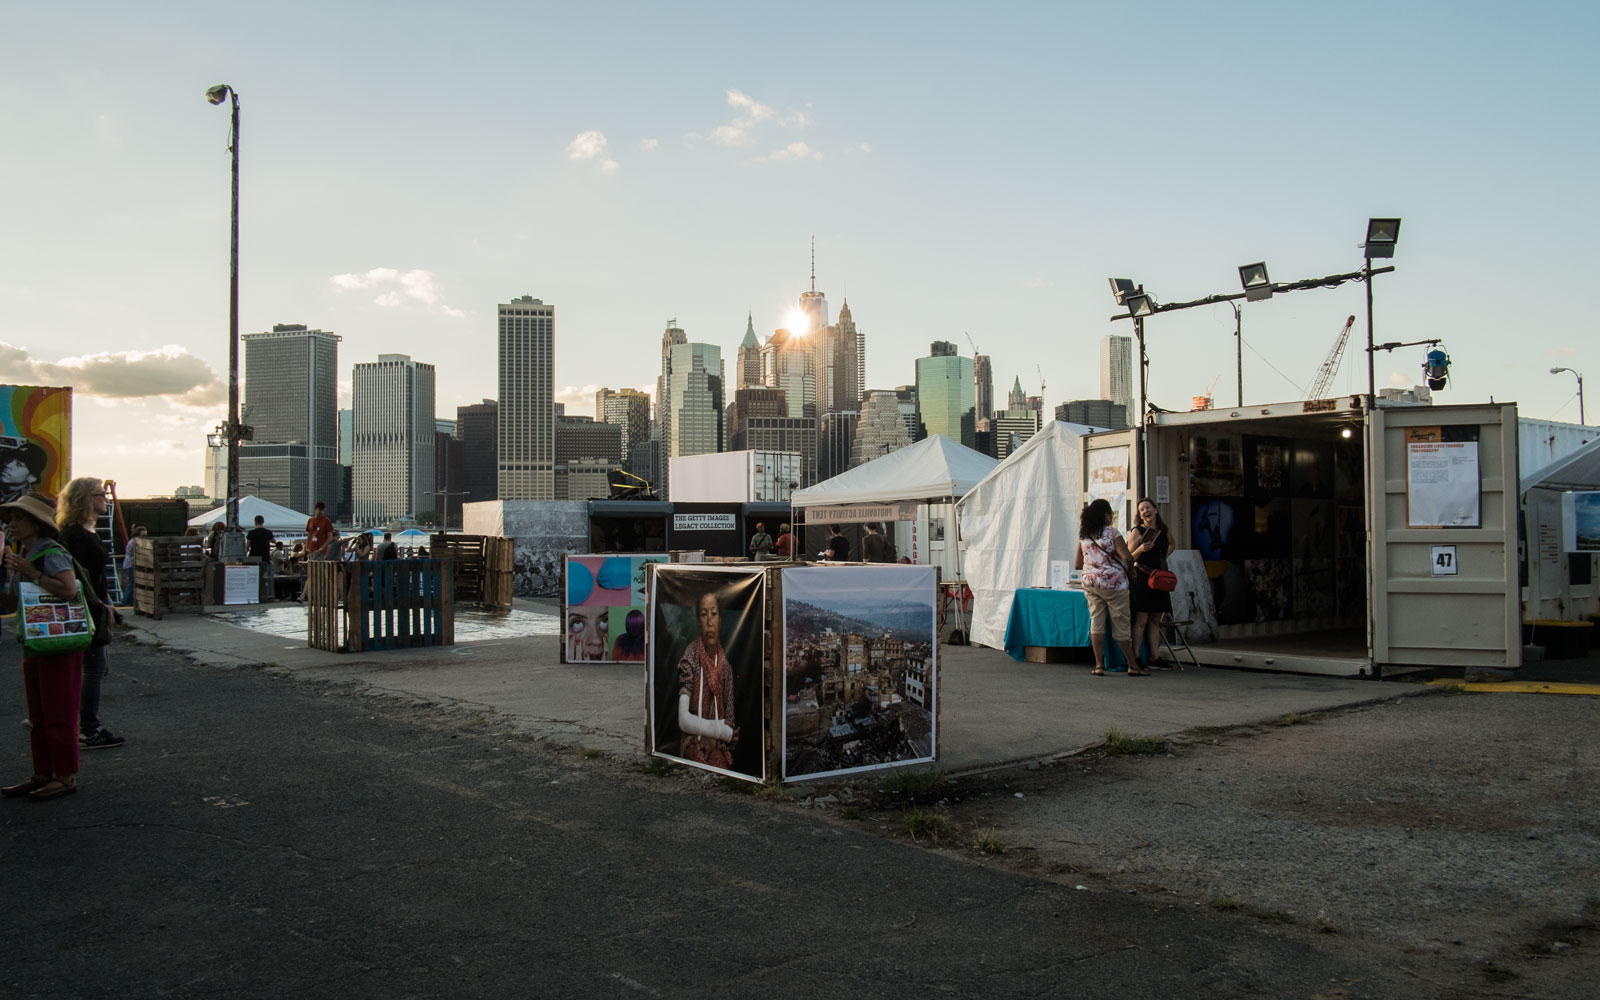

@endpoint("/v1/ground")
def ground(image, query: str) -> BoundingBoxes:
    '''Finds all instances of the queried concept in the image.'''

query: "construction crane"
[1036,363,1046,397]
[965,331,979,355]
[1306,315,1358,400]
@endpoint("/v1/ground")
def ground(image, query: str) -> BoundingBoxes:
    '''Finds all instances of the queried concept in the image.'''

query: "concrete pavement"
[126,599,1425,775]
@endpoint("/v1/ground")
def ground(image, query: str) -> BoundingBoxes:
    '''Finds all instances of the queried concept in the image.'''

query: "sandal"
[28,776,77,801]
[2,775,49,798]
[1129,667,1153,676]
[1090,667,1106,675]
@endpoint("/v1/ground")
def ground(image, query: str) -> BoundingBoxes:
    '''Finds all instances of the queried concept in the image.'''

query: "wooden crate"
[132,536,206,620]
[430,534,486,600]
[482,537,514,610]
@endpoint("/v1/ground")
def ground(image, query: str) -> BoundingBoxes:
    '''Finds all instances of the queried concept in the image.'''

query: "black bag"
[63,550,115,649]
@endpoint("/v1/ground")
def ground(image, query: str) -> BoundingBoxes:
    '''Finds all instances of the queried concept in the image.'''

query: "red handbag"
[1146,569,1178,592]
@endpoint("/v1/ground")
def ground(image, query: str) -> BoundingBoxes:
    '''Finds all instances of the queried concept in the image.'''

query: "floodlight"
[1238,261,1273,302]
[1364,218,1401,259]
[1423,348,1450,391]
[205,84,231,106]
[1124,292,1157,319]
[1108,278,1137,306]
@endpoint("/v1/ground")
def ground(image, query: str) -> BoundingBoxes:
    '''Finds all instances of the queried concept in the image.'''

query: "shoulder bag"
[15,543,97,655]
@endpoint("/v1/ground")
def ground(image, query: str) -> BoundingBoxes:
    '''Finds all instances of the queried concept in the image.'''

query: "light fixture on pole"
[1109,279,1150,497]
[1361,217,1402,403]
[206,83,244,554]
[1238,262,1273,302]
[1550,367,1586,425]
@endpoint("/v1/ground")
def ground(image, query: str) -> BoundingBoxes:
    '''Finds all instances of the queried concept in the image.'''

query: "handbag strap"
[31,542,106,612]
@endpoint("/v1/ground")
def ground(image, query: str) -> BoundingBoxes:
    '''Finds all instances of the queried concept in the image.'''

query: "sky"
[2,2,1596,499]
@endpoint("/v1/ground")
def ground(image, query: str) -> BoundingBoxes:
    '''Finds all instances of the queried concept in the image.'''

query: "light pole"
[1360,218,1401,404]
[205,83,243,546]
[1550,367,1586,424]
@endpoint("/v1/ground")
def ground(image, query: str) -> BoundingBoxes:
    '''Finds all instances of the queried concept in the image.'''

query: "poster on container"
[647,565,767,782]
[0,385,71,502]
[1563,492,1600,553]
[781,564,938,781]
[561,554,669,663]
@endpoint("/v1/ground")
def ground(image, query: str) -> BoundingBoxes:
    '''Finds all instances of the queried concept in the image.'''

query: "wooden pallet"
[306,558,455,653]
[131,536,206,620]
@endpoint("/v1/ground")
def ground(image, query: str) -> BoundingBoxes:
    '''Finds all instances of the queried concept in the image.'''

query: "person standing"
[825,525,850,561]
[748,522,773,559]
[246,514,275,599]
[861,523,889,563]
[377,532,399,560]
[57,478,124,751]
[298,500,334,602]
[773,523,794,559]
[204,520,226,560]
[1074,498,1144,676]
[2,491,87,799]
[121,523,146,602]
[1127,497,1175,669]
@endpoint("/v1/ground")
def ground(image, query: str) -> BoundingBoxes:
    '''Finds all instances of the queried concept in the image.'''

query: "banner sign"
[804,502,918,523]
[672,513,737,531]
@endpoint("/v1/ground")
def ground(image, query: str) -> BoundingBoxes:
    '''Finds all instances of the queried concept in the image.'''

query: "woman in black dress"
[1127,496,1175,668]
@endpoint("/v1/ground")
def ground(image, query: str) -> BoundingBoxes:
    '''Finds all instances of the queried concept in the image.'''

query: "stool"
[1157,613,1199,669]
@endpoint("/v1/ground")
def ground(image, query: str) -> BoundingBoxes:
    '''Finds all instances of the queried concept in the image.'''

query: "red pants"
[24,652,83,778]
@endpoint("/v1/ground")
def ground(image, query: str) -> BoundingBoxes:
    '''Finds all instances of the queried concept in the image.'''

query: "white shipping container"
[668,450,803,502]
[1519,418,1598,482]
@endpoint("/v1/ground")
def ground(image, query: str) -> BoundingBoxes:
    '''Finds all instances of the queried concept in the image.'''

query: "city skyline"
[2,4,1594,498]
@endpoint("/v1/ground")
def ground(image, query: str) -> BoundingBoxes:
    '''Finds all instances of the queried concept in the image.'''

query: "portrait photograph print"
[562,554,667,663]
[781,565,938,781]
[648,565,766,781]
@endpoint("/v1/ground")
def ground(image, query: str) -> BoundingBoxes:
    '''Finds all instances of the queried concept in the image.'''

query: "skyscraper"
[1100,334,1134,414]
[596,387,651,465]
[915,341,976,447]
[853,390,912,465]
[498,295,555,500]
[994,376,1041,460]
[760,328,816,419]
[456,399,498,505]
[974,353,993,423]
[662,339,724,499]
[654,320,688,460]
[352,353,436,523]
[240,324,341,513]
[736,314,762,389]
[555,415,622,501]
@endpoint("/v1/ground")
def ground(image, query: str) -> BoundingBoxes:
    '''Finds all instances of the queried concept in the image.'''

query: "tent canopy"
[187,495,311,532]
[1523,437,1600,495]
[791,434,998,508]
[957,421,1104,649]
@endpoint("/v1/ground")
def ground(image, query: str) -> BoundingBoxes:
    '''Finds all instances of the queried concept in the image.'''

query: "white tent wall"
[187,495,311,533]
[958,422,1097,648]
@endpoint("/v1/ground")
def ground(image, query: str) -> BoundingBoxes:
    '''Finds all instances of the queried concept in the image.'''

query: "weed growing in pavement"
[756,782,792,802]
[902,808,958,845]
[877,767,948,805]
[580,748,604,760]
[836,805,863,821]
[1104,728,1168,755]
[1208,896,1243,912]
[972,828,1008,855]
[641,757,677,777]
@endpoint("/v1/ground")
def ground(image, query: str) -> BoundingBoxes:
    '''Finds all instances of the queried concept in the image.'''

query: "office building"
[760,327,815,419]
[434,418,464,524]
[654,320,689,482]
[736,314,762,389]
[1100,335,1134,414]
[351,353,436,523]
[914,341,975,447]
[994,381,1041,461]
[731,416,817,488]
[662,339,724,499]
[498,295,555,500]
[596,387,651,464]
[974,353,993,424]
[818,410,859,482]
[853,390,912,465]
[892,385,920,442]
[1055,398,1128,430]
[239,323,341,513]
[556,415,622,501]
[456,399,498,505]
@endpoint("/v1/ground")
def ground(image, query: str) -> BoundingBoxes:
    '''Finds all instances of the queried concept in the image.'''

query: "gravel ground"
[924,690,1600,994]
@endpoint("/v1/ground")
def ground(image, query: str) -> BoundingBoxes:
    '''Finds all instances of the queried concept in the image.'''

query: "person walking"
[1127,497,1175,669]
[1074,498,1144,676]
[57,478,124,751]
[2,491,87,799]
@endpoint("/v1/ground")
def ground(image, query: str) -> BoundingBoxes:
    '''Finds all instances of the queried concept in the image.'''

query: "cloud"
[0,342,224,405]
[1387,371,1411,387]
[1545,347,1576,359]
[1022,277,1045,289]
[758,141,822,163]
[555,383,606,419]
[566,130,620,173]
[639,138,659,151]
[705,89,812,152]
[329,267,466,317]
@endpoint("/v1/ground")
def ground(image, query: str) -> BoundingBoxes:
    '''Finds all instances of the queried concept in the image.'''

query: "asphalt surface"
[3,639,1421,1000]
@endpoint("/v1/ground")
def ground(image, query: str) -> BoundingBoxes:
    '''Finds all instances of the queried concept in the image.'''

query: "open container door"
[1368,402,1520,672]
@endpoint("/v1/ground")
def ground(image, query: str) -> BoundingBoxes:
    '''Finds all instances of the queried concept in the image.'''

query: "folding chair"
[1157,611,1199,670]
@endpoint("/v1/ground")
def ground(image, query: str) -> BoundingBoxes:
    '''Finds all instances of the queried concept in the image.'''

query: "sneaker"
[80,729,125,750]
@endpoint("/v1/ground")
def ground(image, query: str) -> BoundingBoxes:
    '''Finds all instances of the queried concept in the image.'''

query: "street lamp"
[1362,217,1401,402]
[1238,262,1273,302]
[205,83,243,550]
[1550,367,1586,424]
[1108,278,1151,497]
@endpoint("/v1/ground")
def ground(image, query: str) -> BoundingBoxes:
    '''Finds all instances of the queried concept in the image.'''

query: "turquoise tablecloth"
[1002,588,1128,666]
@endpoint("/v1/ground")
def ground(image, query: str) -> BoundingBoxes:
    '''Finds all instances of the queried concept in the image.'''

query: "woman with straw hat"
[0,491,85,800]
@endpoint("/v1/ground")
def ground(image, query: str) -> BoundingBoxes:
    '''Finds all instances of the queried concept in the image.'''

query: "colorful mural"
[0,385,71,502]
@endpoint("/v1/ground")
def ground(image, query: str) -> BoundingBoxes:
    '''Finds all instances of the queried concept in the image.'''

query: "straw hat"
[0,491,62,539]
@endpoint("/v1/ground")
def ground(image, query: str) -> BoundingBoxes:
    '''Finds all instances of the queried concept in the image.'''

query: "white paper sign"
[223,564,260,605]
[1049,560,1077,590]
[1429,545,1458,576]
[1407,441,1480,528]
[1155,475,1170,504]
[1087,446,1130,523]
[672,513,737,531]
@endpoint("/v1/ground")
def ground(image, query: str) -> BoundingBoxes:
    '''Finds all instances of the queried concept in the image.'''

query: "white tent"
[188,495,311,533]
[1522,437,1600,495]
[791,434,998,510]
[957,421,1102,649]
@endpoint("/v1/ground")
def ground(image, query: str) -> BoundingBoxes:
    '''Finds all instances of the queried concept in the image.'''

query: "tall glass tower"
[914,341,975,448]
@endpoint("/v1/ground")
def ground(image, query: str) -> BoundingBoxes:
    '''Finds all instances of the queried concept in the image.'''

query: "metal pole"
[226,90,241,532]
[1364,262,1375,405]
[1579,374,1586,425]
[1134,311,1147,499]
[1233,302,1243,407]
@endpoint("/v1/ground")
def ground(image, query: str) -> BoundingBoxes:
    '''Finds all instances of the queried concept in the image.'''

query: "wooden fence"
[131,536,206,620]
[306,558,454,653]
